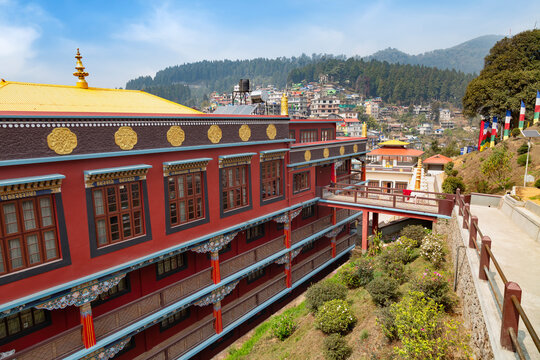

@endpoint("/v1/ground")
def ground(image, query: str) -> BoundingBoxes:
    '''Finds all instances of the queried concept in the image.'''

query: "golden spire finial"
[73,48,89,89]
[361,122,367,137]
[281,92,288,116]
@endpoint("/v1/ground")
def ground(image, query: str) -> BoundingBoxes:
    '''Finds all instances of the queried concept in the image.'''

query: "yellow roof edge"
[378,139,409,146]
[0,80,152,93]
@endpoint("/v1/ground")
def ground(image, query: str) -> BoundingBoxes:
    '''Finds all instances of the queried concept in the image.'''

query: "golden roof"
[0,80,202,115]
[377,139,409,146]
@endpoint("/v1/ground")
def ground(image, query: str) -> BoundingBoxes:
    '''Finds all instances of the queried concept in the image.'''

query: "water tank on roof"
[239,79,250,92]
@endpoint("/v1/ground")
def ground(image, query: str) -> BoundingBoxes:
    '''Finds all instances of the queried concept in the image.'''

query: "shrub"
[315,299,357,334]
[443,161,454,174]
[535,179,540,189]
[390,291,470,359]
[511,128,521,138]
[323,334,353,360]
[366,275,400,306]
[420,233,446,268]
[517,143,529,155]
[378,245,409,282]
[368,231,383,256]
[271,313,296,341]
[359,329,369,341]
[376,306,398,341]
[517,153,528,166]
[411,270,455,311]
[442,176,465,194]
[305,280,347,313]
[399,225,427,246]
[474,178,491,193]
[339,258,374,288]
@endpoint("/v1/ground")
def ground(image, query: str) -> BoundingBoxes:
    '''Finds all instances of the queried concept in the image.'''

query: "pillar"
[213,301,223,334]
[500,282,522,350]
[331,208,337,225]
[284,217,291,248]
[79,303,96,349]
[361,161,366,182]
[210,251,221,284]
[331,162,336,183]
[362,211,369,252]
[372,212,379,235]
[331,237,336,258]
[285,257,292,288]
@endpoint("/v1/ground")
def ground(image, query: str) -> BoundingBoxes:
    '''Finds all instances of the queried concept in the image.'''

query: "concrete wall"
[470,193,502,207]
[500,195,540,242]
[524,200,540,218]
[434,215,494,359]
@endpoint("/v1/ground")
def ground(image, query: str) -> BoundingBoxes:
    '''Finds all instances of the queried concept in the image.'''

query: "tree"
[463,29,540,123]
[442,176,465,194]
[480,145,514,190]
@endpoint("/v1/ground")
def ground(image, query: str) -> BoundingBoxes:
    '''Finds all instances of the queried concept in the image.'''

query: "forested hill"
[288,59,475,106]
[126,54,333,93]
[365,35,503,74]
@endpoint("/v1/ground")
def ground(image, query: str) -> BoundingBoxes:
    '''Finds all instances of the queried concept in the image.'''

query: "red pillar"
[372,212,379,235]
[362,211,369,252]
[210,251,221,284]
[79,303,96,349]
[213,301,223,334]
[285,257,292,288]
[331,162,336,183]
[500,282,522,350]
[361,160,366,182]
[284,218,291,248]
[331,237,336,258]
[331,208,337,225]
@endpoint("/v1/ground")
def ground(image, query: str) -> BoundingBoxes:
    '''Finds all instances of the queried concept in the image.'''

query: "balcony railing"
[5,211,353,360]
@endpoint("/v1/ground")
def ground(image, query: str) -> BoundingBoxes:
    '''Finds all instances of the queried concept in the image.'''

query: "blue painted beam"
[163,158,213,167]
[83,164,152,176]
[287,151,368,168]
[0,174,65,186]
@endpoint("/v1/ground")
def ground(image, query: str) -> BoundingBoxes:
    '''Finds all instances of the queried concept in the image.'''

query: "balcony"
[6,210,356,360]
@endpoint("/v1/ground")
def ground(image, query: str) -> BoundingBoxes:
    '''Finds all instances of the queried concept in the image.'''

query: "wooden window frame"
[336,160,350,177]
[301,205,315,219]
[300,130,318,143]
[167,172,205,227]
[155,253,188,280]
[261,160,282,201]
[221,165,250,212]
[92,275,130,307]
[293,171,310,194]
[0,308,51,345]
[0,195,60,275]
[321,128,335,141]
[246,268,266,284]
[289,130,295,141]
[91,181,145,248]
[160,308,191,332]
[246,224,265,243]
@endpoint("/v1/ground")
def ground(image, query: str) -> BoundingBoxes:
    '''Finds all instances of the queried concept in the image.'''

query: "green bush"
[339,258,374,288]
[517,153,528,166]
[366,275,400,306]
[517,143,529,155]
[399,225,427,246]
[271,313,296,341]
[511,128,521,138]
[411,270,455,311]
[443,161,454,174]
[474,178,491,193]
[315,299,357,334]
[323,334,353,360]
[389,291,470,359]
[442,176,466,194]
[420,233,446,268]
[305,280,347,313]
[376,306,398,341]
[378,245,409,282]
[535,179,540,189]
[359,329,369,340]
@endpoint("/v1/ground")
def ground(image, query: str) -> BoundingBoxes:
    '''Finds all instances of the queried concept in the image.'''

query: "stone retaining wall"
[434,214,494,359]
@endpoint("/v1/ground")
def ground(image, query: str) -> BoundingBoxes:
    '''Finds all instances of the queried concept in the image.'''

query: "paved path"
[468,204,540,359]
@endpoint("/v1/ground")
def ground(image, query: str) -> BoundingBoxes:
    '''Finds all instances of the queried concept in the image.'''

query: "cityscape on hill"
[0,1,539,360]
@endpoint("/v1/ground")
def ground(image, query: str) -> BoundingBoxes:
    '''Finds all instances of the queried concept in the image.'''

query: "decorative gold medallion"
[266,124,277,140]
[167,126,185,147]
[340,146,345,155]
[208,125,222,144]
[115,126,138,150]
[323,148,330,158]
[239,124,251,142]
[304,150,311,162]
[353,144,358,153]
[47,128,77,155]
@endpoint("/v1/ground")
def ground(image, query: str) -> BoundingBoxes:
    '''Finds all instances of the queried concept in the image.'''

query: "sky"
[0,0,538,88]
